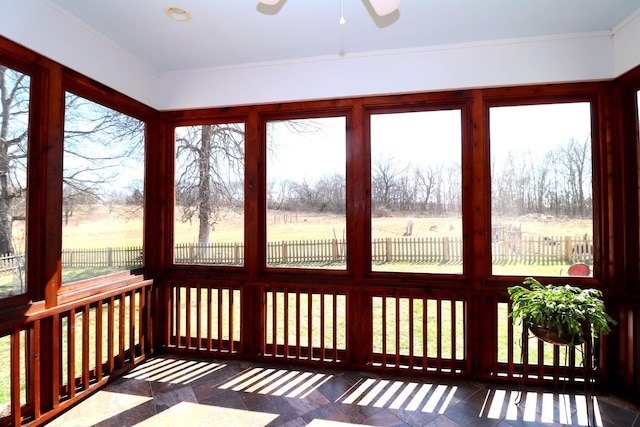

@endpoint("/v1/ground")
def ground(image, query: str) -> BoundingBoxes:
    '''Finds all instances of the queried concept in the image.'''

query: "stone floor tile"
[43,356,640,427]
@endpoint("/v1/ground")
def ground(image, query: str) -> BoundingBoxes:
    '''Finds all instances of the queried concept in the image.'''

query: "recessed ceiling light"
[165,6,191,22]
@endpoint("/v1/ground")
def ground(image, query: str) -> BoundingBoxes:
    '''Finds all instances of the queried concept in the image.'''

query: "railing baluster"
[217,287,223,351]
[229,288,235,353]
[96,300,103,381]
[271,290,277,356]
[82,305,90,391]
[196,285,202,350]
[409,296,414,369]
[10,327,21,425]
[284,288,289,358]
[382,294,387,367]
[206,287,212,351]
[68,310,76,399]
[333,292,338,362]
[129,292,136,360]
[320,291,325,361]
[31,321,42,419]
[107,297,115,374]
[138,289,145,357]
[185,286,192,350]
[436,297,442,372]
[423,296,428,370]
[450,299,456,371]
[174,288,181,348]
[118,296,125,367]
[307,290,312,361]
[295,291,301,359]
[395,296,400,368]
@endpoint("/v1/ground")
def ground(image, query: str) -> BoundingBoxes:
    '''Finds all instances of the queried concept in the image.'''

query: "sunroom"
[1,1,640,426]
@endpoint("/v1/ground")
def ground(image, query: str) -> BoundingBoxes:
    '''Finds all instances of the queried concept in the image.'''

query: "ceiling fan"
[257,0,401,23]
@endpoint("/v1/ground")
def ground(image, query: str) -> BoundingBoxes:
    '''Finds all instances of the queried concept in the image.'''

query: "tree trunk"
[0,68,14,254]
[197,125,212,255]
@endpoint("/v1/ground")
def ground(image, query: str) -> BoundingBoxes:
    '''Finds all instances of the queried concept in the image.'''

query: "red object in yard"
[568,263,591,276]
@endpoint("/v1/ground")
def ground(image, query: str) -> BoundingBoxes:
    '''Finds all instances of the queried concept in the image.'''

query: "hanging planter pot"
[527,320,591,346]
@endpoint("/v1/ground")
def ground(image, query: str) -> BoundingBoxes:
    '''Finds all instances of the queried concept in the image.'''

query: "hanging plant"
[508,277,616,345]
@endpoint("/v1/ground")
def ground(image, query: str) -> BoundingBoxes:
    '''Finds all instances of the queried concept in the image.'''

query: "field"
[1,208,593,289]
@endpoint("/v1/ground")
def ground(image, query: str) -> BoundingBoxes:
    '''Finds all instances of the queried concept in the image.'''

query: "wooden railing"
[166,281,241,354]
[263,285,347,362]
[369,291,468,374]
[0,273,152,426]
[165,280,599,389]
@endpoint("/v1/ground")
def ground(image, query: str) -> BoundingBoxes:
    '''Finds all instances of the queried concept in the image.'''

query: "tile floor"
[47,355,640,426]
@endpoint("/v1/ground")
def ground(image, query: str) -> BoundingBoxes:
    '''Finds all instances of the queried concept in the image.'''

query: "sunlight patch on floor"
[306,420,375,427]
[132,401,278,427]
[480,389,602,426]
[123,357,226,384]
[48,391,152,427]
[218,367,333,399]
[338,378,456,414]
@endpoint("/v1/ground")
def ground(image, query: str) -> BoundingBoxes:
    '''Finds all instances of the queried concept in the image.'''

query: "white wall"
[156,34,614,110]
[0,1,159,108]
[2,1,638,111]
[614,9,640,76]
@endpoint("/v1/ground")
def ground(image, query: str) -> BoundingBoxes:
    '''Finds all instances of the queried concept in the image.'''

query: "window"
[173,123,245,266]
[266,117,346,269]
[370,110,463,274]
[490,102,593,277]
[0,65,29,298]
[62,93,145,284]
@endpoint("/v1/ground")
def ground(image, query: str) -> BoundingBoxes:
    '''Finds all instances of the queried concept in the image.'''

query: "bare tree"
[414,164,438,210]
[0,66,28,254]
[175,123,244,248]
[372,154,407,212]
[492,151,531,216]
[61,92,145,236]
[556,137,592,218]
[529,151,554,213]
[442,162,462,214]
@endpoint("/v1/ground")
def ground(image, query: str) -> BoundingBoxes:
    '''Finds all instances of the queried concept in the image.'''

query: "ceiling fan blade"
[368,0,400,16]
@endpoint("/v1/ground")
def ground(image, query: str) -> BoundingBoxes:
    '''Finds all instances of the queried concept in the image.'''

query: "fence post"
[332,239,339,261]
[564,236,573,263]
[108,247,113,267]
[385,238,392,262]
[282,241,288,264]
[443,237,450,263]
[234,243,240,264]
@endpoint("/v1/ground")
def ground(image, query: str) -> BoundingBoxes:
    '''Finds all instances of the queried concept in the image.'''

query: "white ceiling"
[44,0,640,75]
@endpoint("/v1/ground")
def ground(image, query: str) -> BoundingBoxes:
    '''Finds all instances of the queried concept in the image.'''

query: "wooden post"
[443,237,450,263]
[282,241,288,264]
[565,236,573,263]
[348,290,372,366]
[385,238,392,262]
